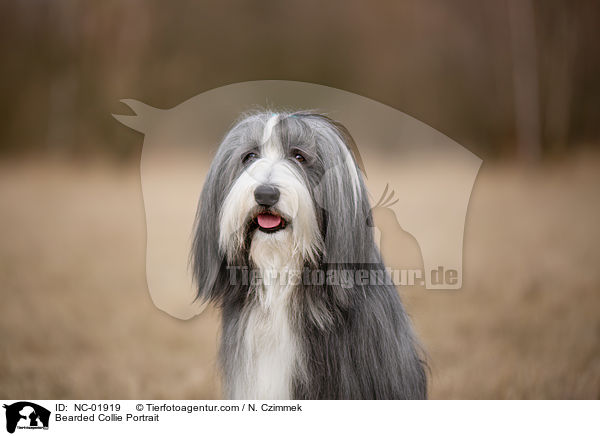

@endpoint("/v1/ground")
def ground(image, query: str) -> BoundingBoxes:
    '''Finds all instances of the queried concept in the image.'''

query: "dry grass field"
[1,152,599,399]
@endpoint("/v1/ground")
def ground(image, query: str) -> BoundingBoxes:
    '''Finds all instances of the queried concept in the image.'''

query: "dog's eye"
[242,152,258,163]
[294,152,306,163]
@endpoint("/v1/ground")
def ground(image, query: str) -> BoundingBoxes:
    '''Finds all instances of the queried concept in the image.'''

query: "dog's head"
[192,111,376,303]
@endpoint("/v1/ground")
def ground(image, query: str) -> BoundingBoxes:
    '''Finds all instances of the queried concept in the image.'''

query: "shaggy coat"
[192,111,427,399]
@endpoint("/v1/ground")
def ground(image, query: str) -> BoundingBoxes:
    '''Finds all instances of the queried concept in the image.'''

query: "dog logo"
[2,402,50,434]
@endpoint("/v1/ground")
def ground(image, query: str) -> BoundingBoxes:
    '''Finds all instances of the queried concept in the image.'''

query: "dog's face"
[218,114,324,268]
[193,112,375,300]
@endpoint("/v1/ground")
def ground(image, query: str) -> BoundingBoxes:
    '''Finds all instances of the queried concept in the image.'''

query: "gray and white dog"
[192,111,427,399]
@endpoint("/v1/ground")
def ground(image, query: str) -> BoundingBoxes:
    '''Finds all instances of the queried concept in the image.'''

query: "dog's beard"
[218,158,322,267]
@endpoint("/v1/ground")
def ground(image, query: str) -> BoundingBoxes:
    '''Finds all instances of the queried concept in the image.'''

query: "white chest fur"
[230,285,298,399]
[228,232,302,400]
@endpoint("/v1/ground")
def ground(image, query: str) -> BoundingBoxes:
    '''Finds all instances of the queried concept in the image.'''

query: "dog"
[192,111,427,399]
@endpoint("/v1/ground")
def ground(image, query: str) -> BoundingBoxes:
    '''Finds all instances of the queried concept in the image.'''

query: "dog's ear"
[191,159,227,304]
[304,124,378,325]
[315,125,376,266]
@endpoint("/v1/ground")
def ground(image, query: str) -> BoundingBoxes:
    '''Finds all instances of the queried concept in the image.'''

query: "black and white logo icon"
[2,402,50,434]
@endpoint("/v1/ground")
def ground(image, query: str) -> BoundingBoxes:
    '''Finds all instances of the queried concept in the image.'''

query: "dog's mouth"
[253,211,287,233]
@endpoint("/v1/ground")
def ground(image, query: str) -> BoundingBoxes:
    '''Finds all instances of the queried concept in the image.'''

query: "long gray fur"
[192,111,427,399]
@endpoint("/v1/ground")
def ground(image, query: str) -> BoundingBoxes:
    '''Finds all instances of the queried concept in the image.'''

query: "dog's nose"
[254,184,280,207]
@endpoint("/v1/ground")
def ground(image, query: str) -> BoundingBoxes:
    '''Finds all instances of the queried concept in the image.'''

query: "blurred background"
[0,0,599,399]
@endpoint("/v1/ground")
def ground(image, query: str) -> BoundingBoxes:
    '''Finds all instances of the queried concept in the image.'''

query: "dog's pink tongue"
[257,213,282,229]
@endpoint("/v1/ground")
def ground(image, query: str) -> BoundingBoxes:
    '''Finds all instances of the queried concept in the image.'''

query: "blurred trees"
[0,0,598,160]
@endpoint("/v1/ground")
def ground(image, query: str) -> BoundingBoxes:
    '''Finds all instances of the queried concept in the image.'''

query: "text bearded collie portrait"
[192,111,427,400]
